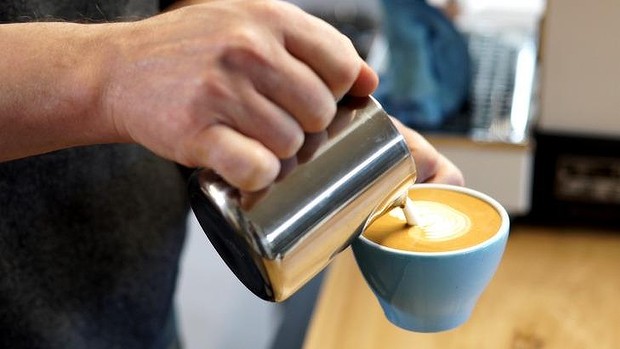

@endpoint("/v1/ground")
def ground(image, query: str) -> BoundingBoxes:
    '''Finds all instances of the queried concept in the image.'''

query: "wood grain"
[303,225,620,349]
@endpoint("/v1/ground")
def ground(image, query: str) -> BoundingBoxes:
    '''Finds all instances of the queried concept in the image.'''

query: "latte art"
[405,201,471,241]
[363,187,501,252]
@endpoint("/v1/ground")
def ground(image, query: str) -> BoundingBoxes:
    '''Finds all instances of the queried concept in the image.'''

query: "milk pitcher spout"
[188,96,417,302]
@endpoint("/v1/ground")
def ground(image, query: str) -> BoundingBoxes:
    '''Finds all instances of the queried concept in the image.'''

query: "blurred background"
[175,0,620,347]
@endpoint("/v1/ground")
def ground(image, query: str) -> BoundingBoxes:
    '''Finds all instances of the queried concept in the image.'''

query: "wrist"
[66,22,129,145]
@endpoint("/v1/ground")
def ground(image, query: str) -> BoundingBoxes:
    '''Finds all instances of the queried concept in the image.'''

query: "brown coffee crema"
[363,188,502,252]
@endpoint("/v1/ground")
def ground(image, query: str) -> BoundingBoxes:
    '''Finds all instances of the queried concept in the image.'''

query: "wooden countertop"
[303,224,620,349]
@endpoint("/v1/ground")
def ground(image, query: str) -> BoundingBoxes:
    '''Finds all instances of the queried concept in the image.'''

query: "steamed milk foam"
[363,187,502,252]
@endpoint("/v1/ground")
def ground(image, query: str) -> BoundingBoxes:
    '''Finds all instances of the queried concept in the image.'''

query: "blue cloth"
[375,0,470,130]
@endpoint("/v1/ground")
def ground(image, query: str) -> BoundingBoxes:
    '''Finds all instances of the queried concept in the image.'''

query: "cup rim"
[357,183,510,256]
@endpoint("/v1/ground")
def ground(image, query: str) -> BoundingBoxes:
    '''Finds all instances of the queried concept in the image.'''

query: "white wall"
[539,0,620,137]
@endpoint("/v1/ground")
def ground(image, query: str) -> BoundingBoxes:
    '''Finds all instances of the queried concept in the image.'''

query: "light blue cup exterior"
[352,184,510,333]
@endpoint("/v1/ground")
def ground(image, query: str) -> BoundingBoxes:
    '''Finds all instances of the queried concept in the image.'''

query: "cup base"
[380,299,472,333]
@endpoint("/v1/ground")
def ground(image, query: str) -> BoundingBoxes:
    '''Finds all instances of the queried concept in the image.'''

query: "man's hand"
[0,0,377,192]
[98,1,378,191]
[391,118,464,186]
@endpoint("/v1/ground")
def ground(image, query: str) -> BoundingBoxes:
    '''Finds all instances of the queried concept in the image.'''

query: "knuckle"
[302,98,336,133]
[220,29,268,69]
[253,0,279,14]
[251,0,292,22]
[333,70,359,97]
[235,151,279,191]
[418,155,441,183]
[329,37,361,95]
[276,129,304,158]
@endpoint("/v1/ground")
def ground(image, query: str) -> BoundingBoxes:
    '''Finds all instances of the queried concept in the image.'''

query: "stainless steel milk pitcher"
[188,96,417,302]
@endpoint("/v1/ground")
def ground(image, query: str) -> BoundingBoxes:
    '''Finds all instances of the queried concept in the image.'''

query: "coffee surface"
[363,187,501,252]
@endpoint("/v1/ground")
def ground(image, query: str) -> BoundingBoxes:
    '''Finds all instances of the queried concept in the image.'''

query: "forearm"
[0,22,118,162]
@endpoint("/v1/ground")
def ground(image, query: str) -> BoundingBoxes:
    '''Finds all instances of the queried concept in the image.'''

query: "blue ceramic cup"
[352,184,509,332]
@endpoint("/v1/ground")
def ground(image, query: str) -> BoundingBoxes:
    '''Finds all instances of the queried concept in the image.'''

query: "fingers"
[212,81,306,159]
[184,124,281,191]
[427,154,465,186]
[200,2,379,192]
[215,2,378,169]
[391,117,464,186]
[221,30,336,133]
[114,1,381,193]
[275,3,378,100]
[347,62,380,97]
